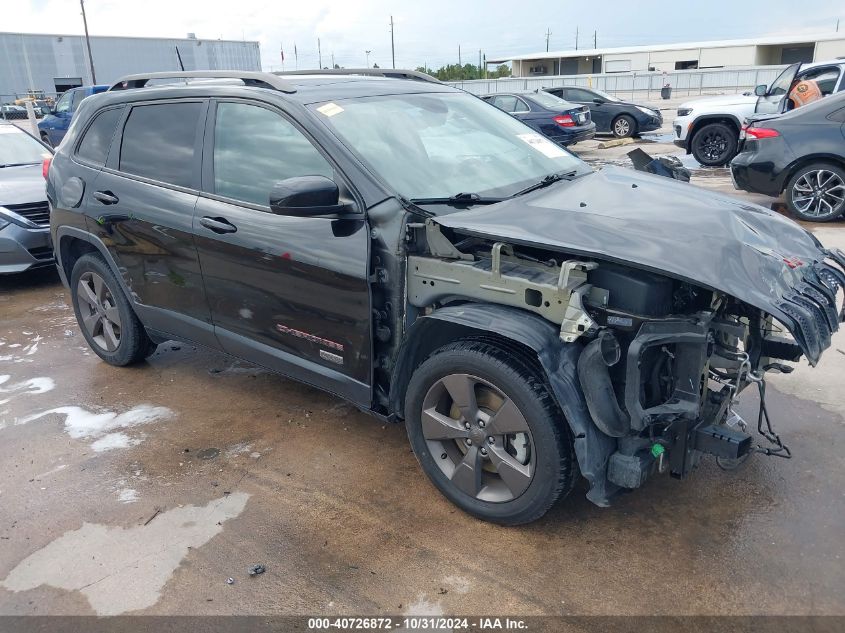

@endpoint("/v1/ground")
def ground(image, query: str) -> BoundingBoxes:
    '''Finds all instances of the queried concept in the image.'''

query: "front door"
[193,100,371,404]
[756,63,801,114]
[41,90,73,145]
[85,99,214,345]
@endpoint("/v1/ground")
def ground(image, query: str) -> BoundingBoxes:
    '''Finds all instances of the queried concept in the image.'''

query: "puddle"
[1,493,250,615]
[1,404,174,452]
[639,132,676,144]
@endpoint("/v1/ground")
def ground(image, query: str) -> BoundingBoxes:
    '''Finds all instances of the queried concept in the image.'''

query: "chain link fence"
[447,65,788,100]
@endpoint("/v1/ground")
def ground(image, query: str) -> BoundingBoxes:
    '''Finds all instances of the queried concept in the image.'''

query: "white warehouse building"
[493,33,845,78]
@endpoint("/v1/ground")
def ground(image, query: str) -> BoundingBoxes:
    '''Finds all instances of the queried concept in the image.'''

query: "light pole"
[79,0,97,84]
[365,50,372,67]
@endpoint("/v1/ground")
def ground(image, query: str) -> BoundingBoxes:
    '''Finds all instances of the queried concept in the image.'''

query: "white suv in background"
[673,60,845,166]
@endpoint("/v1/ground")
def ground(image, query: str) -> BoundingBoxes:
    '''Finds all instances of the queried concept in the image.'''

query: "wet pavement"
[1,149,844,617]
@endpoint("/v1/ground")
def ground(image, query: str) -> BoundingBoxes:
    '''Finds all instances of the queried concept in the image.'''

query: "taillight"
[745,126,779,139]
[42,156,52,179]
[553,114,575,127]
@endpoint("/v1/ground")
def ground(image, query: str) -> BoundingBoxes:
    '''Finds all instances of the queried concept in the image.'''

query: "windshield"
[0,126,49,166]
[590,89,621,102]
[311,92,587,200]
[524,90,573,110]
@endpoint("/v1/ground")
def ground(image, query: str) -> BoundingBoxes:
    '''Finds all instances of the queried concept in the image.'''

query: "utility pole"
[478,49,482,77]
[545,28,551,52]
[389,15,395,68]
[575,26,579,50]
[79,0,97,84]
[317,38,322,68]
[594,30,597,48]
[365,50,372,67]
[331,52,335,68]
[483,53,487,78]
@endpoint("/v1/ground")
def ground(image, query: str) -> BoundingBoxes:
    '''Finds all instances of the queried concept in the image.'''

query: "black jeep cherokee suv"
[47,70,845,525]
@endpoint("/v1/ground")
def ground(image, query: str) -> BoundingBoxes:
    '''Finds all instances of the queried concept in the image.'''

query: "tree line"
[414,64,512,81]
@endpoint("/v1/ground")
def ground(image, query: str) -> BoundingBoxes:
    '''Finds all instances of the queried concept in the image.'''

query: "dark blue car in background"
[38,85,108,146]
[544,86,662,138]
[482,90,595,146]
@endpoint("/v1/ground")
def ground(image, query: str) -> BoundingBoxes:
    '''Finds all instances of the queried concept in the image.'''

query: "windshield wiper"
[409,192,505,206]
[512,170,579,197]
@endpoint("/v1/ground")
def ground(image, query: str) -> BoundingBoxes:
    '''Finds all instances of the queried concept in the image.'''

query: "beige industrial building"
[492,33,845,77]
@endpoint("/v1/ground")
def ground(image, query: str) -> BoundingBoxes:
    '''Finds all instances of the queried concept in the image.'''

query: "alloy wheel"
[791,169,845,219]
[698,130,728,162]
[76,271,122,352]
[614,118,630,137]
[420,373,534,503]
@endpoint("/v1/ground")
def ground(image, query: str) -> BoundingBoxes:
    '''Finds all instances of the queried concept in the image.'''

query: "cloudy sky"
[7,0,845,70]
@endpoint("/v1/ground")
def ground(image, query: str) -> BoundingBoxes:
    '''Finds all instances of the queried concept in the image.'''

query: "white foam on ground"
[2,405,173,450]
[117,489,139,504]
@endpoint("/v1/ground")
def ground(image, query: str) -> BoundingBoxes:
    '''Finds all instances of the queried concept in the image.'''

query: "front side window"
[76,107,123,166]
[768,63,801,96]
[797,67,841,96]
[55,91,72,114]
[119,102,201,188]
[312,92,587,201]
[212,102,333,206]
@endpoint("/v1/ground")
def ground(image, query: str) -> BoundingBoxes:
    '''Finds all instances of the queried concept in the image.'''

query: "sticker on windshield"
[317,102,344,117]
[516,133,567,158]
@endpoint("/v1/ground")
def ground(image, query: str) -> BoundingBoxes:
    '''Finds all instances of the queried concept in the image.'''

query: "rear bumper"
[0,223,54,274]
[729,149,788,197]
[555,123,597,146]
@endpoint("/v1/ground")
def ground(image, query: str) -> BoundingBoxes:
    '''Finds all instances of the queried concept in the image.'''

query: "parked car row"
[674,59,845,166]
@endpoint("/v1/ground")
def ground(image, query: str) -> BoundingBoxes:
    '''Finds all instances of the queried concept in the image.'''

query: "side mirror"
[269,175,349,217]
[592,98,604,105]
[754,84,767,97]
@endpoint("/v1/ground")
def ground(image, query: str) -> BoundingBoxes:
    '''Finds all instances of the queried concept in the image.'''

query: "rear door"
[83,99,215,346]
[756,63,801,114]
[193,99,371,404]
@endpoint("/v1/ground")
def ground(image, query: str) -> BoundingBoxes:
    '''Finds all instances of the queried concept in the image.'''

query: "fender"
[686,113,743,153]
[391,303,620,507]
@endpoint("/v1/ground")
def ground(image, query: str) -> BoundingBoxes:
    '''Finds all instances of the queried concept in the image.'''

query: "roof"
[488,33,845,64]
[0,31,258,46]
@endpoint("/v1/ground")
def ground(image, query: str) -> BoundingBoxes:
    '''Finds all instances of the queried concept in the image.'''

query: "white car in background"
[673,60,845,166]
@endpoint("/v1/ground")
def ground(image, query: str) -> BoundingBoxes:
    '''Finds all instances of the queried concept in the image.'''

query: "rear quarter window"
[76,107,123,166]
[118,102,202,188]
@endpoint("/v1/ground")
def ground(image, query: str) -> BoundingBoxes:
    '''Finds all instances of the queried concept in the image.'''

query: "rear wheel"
[785,162,845,222]
[691,122,737,166]
[405,341,576,525]
[611,114,636,138]
[40,132,52,147]
[70,254,154,366]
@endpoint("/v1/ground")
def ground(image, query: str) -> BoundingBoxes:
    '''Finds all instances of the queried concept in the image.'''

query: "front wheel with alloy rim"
[690,122,738,167]
[405,341,576,525]
[611,114,636,138]
[785,162,845,222]
[70,253,155,366]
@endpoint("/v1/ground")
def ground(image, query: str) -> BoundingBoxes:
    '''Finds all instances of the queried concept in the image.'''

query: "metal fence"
[447,65,789,100]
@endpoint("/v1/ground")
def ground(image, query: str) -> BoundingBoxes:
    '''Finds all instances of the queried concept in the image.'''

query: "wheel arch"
[55,227,135,308]
[390,302,620,507]
[780,154,845,194]
[687,114,742,153]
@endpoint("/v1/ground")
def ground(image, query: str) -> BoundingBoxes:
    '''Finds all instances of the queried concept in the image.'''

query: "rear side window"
[119,102,201,188]
[76,107,122,166]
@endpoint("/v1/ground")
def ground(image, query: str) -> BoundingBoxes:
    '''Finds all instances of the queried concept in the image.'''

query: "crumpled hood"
[0,164,47,206]
[679,93,758,110]
[434,167,844,362]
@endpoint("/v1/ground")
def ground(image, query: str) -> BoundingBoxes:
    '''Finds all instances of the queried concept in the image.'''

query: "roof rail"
[275,68,441,84]
[108,71,297,93]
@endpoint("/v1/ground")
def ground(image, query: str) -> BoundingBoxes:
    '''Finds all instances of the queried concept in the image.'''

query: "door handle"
[93,190,119,205]
[200,216,237,234]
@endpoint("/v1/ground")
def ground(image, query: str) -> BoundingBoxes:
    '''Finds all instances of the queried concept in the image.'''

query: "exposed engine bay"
[407,220,845,495]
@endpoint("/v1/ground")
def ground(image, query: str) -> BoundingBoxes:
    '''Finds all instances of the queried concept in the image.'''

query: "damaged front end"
[407,219,845,504]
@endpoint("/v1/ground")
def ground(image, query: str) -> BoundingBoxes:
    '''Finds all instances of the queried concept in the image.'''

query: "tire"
[40,132,52,147]
[611,114,636,138]
[70,253,153,366]
[405,341,576,525]
[690,122,738,166]
[784,162,845,222]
